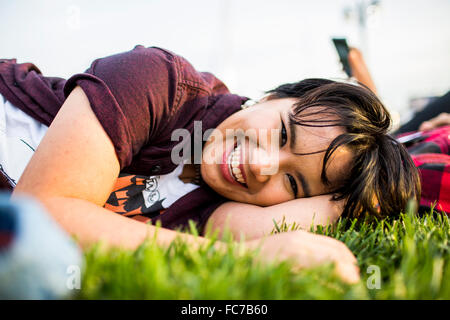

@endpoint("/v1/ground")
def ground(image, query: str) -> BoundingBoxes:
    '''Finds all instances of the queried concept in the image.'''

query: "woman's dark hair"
[266,78,421,219]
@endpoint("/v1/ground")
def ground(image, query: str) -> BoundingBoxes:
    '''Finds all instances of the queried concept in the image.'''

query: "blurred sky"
[1,0,449,125]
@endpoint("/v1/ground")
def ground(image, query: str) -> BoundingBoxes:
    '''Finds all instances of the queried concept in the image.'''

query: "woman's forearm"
[12,193,216,251]
[207,195,344,241]
[10,193,359,283]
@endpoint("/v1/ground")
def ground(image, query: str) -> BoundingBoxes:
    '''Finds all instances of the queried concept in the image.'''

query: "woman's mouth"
[221,140,248,188]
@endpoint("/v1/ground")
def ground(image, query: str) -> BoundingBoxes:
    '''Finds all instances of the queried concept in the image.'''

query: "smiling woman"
[205,79,421,240]
[0,45,419,283]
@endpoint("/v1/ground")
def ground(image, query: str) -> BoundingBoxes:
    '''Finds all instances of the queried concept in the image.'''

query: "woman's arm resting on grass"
[207,195,344,241]
[207,197,360,283]
[208,198,359,283]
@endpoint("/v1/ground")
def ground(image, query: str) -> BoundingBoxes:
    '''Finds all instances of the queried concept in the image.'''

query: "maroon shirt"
[0,46,248,233]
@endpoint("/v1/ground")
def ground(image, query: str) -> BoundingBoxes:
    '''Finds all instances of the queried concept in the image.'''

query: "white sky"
[1,0,449,125]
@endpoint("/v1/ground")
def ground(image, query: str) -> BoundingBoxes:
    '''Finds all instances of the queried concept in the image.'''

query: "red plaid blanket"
[397,125,450,214]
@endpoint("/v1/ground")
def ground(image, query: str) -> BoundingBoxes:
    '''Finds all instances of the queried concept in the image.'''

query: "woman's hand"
[419,112,450,131]
[245,230,360,284]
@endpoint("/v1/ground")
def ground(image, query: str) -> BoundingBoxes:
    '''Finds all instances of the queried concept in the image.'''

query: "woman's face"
[201,97,353,206]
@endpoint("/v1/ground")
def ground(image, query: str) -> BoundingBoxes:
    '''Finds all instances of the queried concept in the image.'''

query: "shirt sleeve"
[63,45,228,169]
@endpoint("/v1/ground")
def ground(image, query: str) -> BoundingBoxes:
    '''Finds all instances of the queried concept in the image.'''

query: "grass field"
[76,206,449,300]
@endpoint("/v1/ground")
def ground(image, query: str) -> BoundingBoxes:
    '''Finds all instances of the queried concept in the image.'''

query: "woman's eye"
[287,174,298,198]
[280,119,287,147]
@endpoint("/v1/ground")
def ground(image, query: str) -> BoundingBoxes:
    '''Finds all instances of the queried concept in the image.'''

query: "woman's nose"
[248,147,280,183]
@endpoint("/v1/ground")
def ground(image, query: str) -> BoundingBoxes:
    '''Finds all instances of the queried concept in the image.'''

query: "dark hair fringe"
[266,79,421,219]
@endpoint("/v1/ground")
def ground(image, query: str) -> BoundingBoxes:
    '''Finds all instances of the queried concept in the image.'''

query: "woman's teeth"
[228,144,246,184]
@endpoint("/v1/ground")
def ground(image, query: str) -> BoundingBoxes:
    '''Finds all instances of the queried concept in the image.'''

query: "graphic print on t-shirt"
[104,163,200,223]
[104,173,166,219]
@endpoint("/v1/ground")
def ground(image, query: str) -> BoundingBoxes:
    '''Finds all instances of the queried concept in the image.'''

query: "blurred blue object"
[0,193,83,299]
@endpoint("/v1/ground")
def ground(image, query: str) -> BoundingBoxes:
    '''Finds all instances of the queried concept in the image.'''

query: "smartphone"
[332,38,352,77]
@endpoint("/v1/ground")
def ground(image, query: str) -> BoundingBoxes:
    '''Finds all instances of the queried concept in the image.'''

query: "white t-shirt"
[0,93,48,184]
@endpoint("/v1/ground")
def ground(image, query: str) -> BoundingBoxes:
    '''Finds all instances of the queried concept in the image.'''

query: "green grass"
[76,207,449,300]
